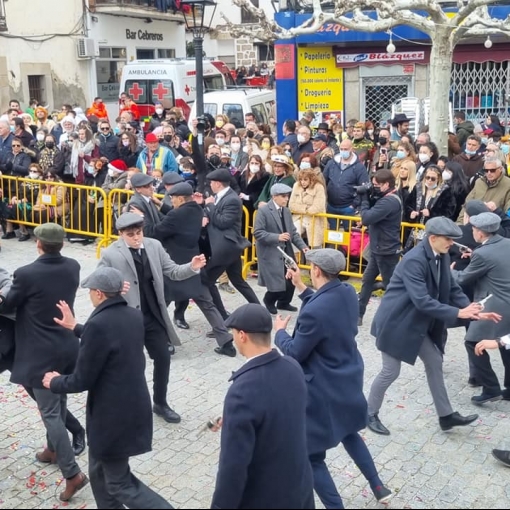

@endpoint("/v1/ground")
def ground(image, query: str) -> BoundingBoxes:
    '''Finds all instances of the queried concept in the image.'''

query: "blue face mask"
[340,150,351,160]
[481,138,489,145]
[396,150,406,159]
[465,149,477,155]
[502,145,510,155]
[182,171,194,179]
[10,125,15,133]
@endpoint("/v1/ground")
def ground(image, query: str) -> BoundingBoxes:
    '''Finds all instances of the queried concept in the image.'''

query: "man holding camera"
[357,170,402,326]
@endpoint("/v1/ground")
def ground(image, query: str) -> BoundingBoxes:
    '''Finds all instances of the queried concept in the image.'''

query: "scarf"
[39,148,58,172]
[71,139,96,178]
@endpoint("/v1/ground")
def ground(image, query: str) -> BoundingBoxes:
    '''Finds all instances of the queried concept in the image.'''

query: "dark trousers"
[358,253,399,318]
[310,433,382,509]
[205,258,260,318]
[88,452,174,509]
[465,341,510,395]
[264,275,295,307]
[173,300,189,321]
[144,314,171,407]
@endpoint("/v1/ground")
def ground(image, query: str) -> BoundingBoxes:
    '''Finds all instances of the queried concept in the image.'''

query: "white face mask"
[419,153,430,164]
[36,133,45,142]
[29,172,39,179]
[155,108,163,116]
[108,169,116,177]
[300,162,311,170]
[249,164,260,173]
[426,181,438,190]
[297,134,306,144]
[122,140,130,147]
[230,143,241,152]
[243,146,249,153]
[216,138,225,146]
[368,129,374,136]
[442,170,452,181]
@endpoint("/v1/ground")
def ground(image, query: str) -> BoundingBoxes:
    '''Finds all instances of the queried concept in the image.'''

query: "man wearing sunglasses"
[457,157,510,224]
[96,122,119,163]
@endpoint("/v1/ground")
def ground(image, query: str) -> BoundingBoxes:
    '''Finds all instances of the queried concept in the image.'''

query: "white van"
[188,89,276,129]
[119,59,229,125]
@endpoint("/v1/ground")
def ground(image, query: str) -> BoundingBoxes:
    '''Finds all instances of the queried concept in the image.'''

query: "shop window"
[137,49,155,60]
[28,75,46,104]
[157,49,176,59]
[0,0,7,32]
[257,43,274,62]
[96,47,126,101]
[451,61,509,127]
[241,0,259,24]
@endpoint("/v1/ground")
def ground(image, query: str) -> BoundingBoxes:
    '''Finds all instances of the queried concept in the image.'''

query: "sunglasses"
[485,168,499,173]
[45,175,55,179]
[11,144,21,148]
[425,176,437,181]
[100,127,110,131]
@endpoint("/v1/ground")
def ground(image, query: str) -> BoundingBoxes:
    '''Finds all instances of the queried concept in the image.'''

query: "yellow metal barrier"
[1,175,111,258]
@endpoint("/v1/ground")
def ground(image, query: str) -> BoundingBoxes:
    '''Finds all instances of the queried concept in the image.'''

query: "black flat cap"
[225,304,273,333]
[425,216,463,238]
[206,168,232,183]
[168,182,193,196]
[131,173,154,188]
[162,172,184,186]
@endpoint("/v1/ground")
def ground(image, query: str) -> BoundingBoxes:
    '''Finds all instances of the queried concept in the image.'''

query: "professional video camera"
[196,115,209,132]
[353,182,373,195]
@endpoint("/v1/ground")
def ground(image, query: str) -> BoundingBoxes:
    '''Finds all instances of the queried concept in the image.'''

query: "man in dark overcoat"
[275,249,392,508]
[0,223,87,502]
[367,216,498,437]
[211,304,314,510]
[44,267,174,509]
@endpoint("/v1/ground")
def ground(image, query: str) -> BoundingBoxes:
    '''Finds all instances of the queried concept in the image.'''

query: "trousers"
[32,388,80,479]
[264,272,295,307]
[144,314,171,407]
[88,452,174,509]
[358,253,399,318]
[367,335,454,418]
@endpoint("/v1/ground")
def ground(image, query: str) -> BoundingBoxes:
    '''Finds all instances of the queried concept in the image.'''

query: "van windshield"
[204,75,225,92]
[124,79,175,107]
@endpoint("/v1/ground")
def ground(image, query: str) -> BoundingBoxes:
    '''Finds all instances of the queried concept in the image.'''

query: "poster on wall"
[297,47,344,128]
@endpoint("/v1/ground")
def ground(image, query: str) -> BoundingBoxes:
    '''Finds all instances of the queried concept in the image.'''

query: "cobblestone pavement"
[0,239,509,509]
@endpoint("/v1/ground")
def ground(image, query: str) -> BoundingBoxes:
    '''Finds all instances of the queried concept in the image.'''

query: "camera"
[354,182,373,195]
[196,115,208,132]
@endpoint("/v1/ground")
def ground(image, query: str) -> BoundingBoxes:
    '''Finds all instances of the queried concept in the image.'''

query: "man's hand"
[205,196,215,205]
[410,211,419,219]
[54,301,77,330]
[193,192,204,205]
[450,261,456,270]
[278,233,291,242]
[286,267,307,293]
[274,314,292,331]
[421,208,430,218]
[475,340,499,356]
[458,303,483,319]
[479,312,502,323]
[302,247,310,253]
[485,201,497,212]
[208,417,223,433]
[258,201,267,208]
[130,206,144,217]
[191,254,207,270]
[461,248,473,259]
[42,371,60,389]
[151,196,162,207]
[202,217,209,227]
[122,281,130,295]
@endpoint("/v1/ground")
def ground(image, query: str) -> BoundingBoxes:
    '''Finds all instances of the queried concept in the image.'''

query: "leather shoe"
[277,303,298,312]
[153,404,181,424]
[35,447,57,464]
[1,232,15,240]
[214,341,237,358]
[367,414,390,436]
[206,330,215,338]
[439,411,478,431]
[471,392,502,405]
[72,429,86,456]
[492,449,510,467]
[263,297,277,315]
[60,472,89,502]
[173,318,189,330]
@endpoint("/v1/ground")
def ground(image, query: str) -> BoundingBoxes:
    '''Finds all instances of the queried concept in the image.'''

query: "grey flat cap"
[116,212,144,230]
[168,182,193,196]
[162,172,184,186]
[271,183,293,196]
[81,267,123,293]
[465,199,489,217]
[206,168,232,183]
[34,223,65,243]
[131,173,154,188]
[424,217,463,238]
[470,212,501,233]
[306,248,346,274]
[224,303,273,333]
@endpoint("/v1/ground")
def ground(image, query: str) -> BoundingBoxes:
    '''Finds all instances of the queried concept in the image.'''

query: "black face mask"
[321,156,332,167]
[164,134,172,142]
[45,142,55,149]
[208,154,221,167]
[378,136,387,146]
[246,130,254,138]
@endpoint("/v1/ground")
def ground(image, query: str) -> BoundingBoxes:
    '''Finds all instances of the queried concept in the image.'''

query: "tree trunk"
[428,28,454,157]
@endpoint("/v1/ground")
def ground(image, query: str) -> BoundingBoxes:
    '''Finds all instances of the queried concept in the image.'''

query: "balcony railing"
[93,0,184,14]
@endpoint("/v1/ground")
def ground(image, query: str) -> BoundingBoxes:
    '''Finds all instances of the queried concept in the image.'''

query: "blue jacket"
[372,239,470,365]
[275,280,367,455]
[323,156,367,209]
[136,145,178,174]
[212,349,314,510]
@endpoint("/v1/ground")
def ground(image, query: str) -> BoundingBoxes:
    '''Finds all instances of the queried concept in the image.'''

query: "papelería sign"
[126,29,163,41]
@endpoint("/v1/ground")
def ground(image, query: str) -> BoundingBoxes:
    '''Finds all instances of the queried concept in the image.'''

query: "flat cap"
[81,267,123,293]
[465,199,489,217]
[168,182,193,196]
[131,173,154,188]
[470,212,501,233]
[116,212,144,230]
[271,183,293,196]
[306,248,346,274]
[424,216,463,238]
[34,223,65,243]
[224,303,273,333]
[206,168,232,183]
[162,172,184,186]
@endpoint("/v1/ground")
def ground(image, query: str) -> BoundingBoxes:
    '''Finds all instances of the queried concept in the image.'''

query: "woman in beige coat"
[289,168,326,248]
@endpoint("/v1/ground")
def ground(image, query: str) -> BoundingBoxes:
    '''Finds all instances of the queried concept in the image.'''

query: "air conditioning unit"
[77,38,98,59]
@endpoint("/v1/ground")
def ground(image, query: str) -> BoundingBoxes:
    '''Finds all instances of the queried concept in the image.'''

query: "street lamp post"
[181,0,217,156]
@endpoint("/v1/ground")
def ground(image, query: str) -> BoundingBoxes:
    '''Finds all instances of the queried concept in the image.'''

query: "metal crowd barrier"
[1,175,111,258]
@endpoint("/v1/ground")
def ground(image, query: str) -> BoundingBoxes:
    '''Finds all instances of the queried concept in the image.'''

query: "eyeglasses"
[45,175,55,180]
[11,144,21,148]
[485,168,499,173]
[100,127,110,131]
[425,176,437,182]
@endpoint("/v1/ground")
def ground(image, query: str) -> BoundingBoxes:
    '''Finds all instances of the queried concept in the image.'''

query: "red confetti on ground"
[396,404,405,408]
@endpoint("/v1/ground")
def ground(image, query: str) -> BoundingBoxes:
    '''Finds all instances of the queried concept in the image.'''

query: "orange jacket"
[120,103,140,120]
[87,102,109,120]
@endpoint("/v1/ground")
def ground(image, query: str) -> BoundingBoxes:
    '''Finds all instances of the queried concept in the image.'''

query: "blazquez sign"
[126,29,164,41]
[337,51,425,64]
